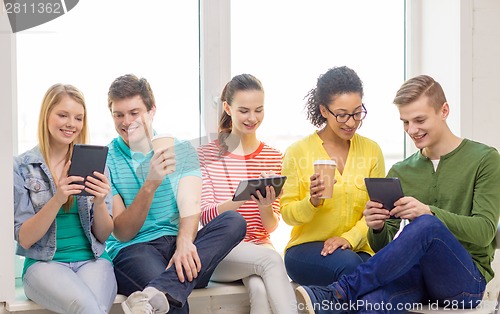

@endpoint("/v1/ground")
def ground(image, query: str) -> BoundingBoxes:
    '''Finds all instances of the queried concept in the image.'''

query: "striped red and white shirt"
[197,141,283,244]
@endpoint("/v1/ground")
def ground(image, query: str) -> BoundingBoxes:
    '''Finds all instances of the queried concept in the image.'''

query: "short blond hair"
[393,75,447,111]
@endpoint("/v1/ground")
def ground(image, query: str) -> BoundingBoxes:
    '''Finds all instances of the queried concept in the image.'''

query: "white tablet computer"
[364,177,404,214]
[68,144,108,196]
[232,176,287,202]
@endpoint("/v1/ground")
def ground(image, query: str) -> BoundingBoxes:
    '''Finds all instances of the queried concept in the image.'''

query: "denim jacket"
[13,146,113,260]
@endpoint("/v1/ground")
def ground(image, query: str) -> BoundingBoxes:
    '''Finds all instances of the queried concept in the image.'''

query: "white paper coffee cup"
[151,134,175,173]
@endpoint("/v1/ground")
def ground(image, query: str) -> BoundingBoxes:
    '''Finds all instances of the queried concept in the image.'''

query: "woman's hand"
[321,236,351,256]
[309,173,337,207]
[54,161,85,205]
[309,173,324,207]
[84,171,111,205]
[259,170,276,179]
[87,171,114,242]
[252,171,282,210]
[251,183,280,232]
[251,185,277,211]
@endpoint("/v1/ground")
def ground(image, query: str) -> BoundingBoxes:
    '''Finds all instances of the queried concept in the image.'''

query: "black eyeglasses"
[324,104,367,123]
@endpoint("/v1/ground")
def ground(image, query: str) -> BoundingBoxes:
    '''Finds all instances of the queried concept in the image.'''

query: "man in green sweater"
[295,75,500,314]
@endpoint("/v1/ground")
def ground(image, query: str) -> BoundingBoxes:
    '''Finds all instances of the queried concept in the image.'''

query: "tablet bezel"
[232,176,287,202]
[364,177,404,214]
[68,144,108,197]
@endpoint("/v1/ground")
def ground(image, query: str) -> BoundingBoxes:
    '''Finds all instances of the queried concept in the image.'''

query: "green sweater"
[368,139,500,282]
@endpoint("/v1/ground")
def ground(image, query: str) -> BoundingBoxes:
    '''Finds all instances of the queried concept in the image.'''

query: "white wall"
[406,0,500,153]
[0,11,16,301]
[469,0,500,150]
[406,0,464,155]
[200,0,231,143]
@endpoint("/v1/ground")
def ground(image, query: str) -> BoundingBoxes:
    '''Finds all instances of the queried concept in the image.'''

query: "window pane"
[231,0,404,165]
[15,0,199,282]
[231,0,405,252]
[16,0,200,154]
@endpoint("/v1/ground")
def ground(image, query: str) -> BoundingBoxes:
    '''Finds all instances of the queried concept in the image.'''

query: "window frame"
[0,10,16,301]
[1,0,474,302]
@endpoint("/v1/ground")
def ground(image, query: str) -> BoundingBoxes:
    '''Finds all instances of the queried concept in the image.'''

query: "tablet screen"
[68,144,108,196]
[364,177,404,214]
[232,176,287,202]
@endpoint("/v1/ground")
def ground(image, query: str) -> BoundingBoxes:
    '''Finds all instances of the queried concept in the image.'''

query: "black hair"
[305,66,363,128]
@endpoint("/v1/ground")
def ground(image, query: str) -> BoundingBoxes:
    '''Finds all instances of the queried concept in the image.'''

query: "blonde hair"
[393,75,447,111]
[37,83,88,210]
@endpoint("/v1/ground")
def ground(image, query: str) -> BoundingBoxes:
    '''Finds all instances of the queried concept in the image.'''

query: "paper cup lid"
[314,159,336,166]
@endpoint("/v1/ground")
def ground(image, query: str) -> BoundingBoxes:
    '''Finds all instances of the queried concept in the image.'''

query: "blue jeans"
[23,258,117,314]
[113,211,246,314]
[285,242,371,286]
[333,215,486,313]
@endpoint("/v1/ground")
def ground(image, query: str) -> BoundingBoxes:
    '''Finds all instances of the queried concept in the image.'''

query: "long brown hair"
[38,83,88,211]
[218,74,264,155]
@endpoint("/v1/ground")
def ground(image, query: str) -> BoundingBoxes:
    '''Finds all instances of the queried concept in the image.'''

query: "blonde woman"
[13,84,117,313]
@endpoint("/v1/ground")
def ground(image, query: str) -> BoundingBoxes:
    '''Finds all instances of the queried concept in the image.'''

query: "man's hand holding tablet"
[364,178,404,230]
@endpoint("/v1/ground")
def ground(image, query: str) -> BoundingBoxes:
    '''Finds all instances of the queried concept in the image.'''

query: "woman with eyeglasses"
[280,66,385,286]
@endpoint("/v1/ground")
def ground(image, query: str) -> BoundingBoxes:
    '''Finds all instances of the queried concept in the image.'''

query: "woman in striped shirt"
[198,74,297,314]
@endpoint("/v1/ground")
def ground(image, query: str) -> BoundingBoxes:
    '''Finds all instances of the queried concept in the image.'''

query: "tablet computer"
[68,144,109,196]
[364,178,404,214]
[232,176,287,202]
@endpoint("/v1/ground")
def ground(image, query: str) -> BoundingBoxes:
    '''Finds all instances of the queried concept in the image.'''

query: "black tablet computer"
[364,178,404,213]
[232,176,287,201]
[68,144,108,196]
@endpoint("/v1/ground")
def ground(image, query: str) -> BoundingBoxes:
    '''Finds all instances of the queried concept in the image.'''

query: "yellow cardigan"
[280,132,385,254]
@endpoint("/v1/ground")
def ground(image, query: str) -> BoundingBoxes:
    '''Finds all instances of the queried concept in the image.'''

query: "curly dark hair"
[305,66,363,128]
